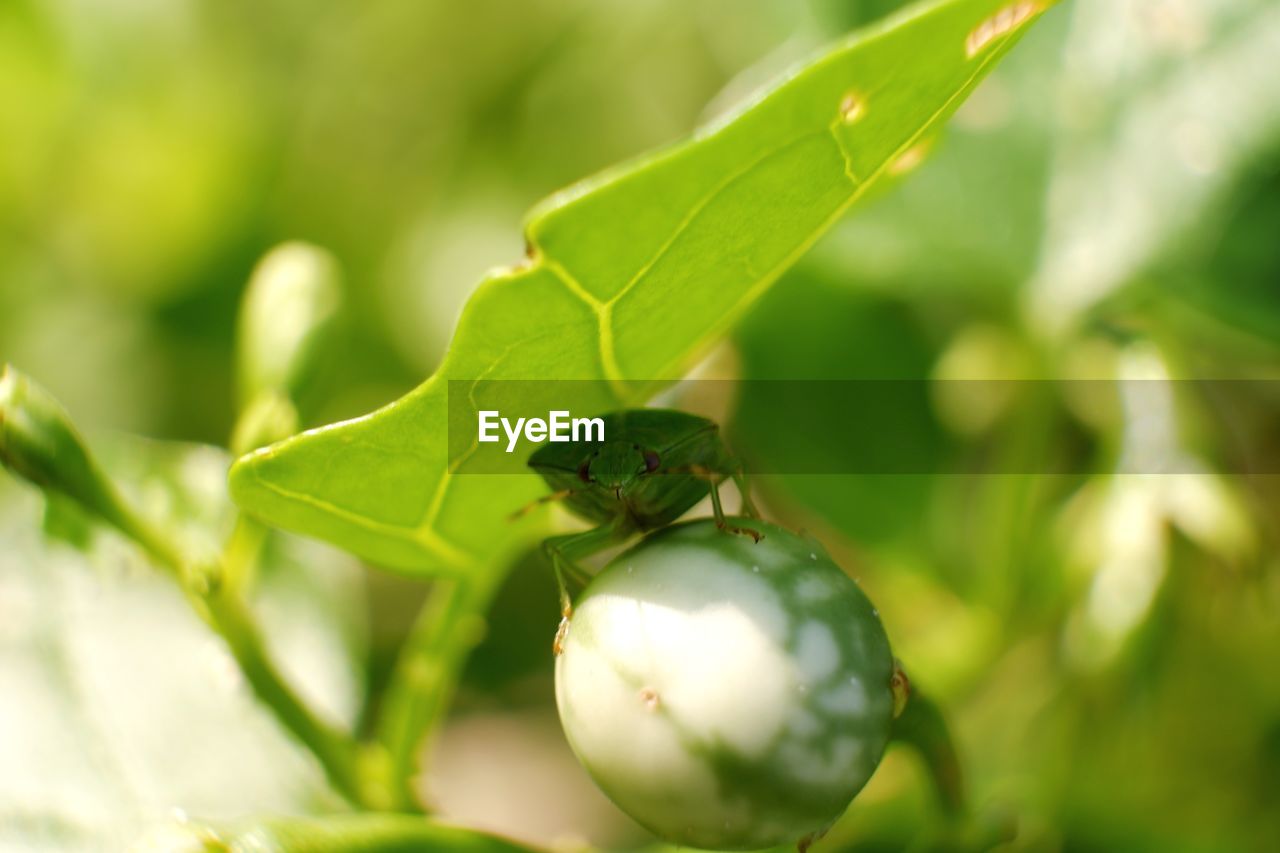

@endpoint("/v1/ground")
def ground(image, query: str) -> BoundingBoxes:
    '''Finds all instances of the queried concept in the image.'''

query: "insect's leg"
[509,489,578,521]
[543,517,631,614]
[733,471,760,518]
[543,532,591,616]
[671,464,763,543]
[727,454,760,519]
[545,519,632,656]
[705,472,726,523]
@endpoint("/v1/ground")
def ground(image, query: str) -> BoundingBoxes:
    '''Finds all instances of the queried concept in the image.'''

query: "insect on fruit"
[519,408,760,621]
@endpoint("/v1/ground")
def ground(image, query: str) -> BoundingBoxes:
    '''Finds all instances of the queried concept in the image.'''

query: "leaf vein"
[646,21,1035,380]
[604,129,830,311]
[543,258,605,310]
[251,474,474,569]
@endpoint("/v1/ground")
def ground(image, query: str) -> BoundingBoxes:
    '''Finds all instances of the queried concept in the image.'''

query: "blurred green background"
[2,0,1278,851]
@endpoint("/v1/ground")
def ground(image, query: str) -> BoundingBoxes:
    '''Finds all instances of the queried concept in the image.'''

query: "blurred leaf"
[0,437,366,852]
[230,0,1059,574]
[1028,0,1280,331]
[133,813,540,853]
[732,272,948,544]
[1161,155,1280,348]
[810,0,917,31]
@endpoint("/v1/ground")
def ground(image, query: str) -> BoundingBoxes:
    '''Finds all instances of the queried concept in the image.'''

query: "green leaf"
[0,438,366,850]
[229,0,1060,574]
[809,7,1067,297]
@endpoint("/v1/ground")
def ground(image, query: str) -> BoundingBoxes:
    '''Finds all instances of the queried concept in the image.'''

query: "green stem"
[208,813,540,852]
[96,498,366,806]
[3,367,364,804]
[976,373,1056,616]
[890,689,965,817]
[374,571,502,811]
[222,514,269,590]
[199,586,363,805]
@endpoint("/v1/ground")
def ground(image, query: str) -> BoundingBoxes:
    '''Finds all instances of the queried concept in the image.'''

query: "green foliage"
[731,276,947,544]
[229,0,1059,575]
[719,1,1280,848]
[1028,0,1280,333]
[7,0,1278,849]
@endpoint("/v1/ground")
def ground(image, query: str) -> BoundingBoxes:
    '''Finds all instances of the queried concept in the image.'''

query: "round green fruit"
[554,518,895,851]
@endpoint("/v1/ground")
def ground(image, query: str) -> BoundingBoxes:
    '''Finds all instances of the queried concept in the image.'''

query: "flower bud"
[236,242,340,406]
[0,365,125,527]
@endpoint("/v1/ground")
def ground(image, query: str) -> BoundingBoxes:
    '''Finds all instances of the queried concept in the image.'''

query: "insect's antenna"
[508,489,580,521]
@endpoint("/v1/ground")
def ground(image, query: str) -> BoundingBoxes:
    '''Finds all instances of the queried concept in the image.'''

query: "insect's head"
[578,441,661,496]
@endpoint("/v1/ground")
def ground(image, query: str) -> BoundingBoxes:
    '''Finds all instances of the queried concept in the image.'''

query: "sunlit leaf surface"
[229,0,1059,574]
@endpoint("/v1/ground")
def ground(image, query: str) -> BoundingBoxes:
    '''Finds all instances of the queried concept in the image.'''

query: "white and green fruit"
[555,518,895,851]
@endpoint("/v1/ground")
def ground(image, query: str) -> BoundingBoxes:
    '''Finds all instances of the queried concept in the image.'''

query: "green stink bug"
[520,408,759,624]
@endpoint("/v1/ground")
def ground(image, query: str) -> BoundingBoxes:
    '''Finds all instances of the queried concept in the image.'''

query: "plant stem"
[3,366,368,806]
[113,500,367,806]
[208,813,540,852]
[374,570,503,811]
[890,689,965,817]
[199,585,363,804]
[222,513,269,590]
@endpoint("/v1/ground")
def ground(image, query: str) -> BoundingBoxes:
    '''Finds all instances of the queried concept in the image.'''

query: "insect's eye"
[577,459,593,483]
[643,450,662,473]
